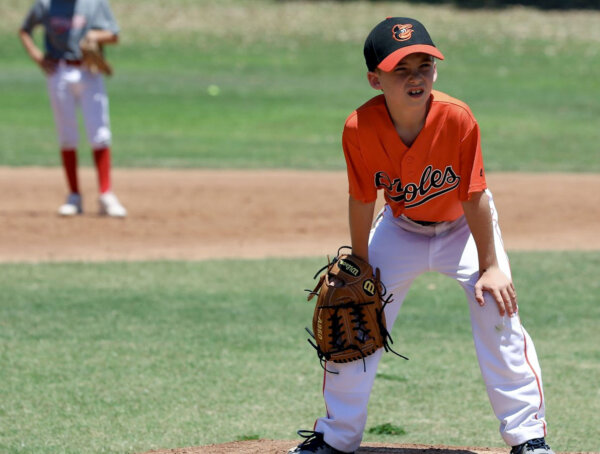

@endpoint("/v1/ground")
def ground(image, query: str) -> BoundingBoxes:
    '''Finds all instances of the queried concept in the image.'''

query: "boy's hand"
[38,56,57,75]
[474,266,517,317]
[30,47,56,75]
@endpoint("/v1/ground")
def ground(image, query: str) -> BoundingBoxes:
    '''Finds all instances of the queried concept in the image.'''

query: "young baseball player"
[290,17,553,454]
[19,0,127,217]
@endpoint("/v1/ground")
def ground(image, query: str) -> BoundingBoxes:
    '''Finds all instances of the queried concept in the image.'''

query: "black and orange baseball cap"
[364,17,445,72]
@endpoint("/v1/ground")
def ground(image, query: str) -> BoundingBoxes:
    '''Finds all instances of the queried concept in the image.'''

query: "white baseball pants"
[315,191,547,453]
[46,61,112,149]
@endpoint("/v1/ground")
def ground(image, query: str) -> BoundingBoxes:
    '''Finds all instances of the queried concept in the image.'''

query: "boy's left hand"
[475,266,517,317]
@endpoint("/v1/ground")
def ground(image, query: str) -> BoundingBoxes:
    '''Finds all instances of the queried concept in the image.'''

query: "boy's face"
[367,53,437,108]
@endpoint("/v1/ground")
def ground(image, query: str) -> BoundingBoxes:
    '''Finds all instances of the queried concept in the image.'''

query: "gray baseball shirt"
[21,0,119,60]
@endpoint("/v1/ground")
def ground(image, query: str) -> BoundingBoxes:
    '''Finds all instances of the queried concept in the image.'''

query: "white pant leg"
[432,191,547,446]
[47,63,80,149]
[315,206,427,452]
[80,70,111,148]
[315,349,384,453]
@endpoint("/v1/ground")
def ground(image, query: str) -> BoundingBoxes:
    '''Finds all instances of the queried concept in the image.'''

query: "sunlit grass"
[0,252,598,452]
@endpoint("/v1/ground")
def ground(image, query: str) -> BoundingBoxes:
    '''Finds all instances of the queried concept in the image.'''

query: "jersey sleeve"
[21,0,45,34]
[342,115,378,203]
[91,0,119,34]
[458,121,487,200]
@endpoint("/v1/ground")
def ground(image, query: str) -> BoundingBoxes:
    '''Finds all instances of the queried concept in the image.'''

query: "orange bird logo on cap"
[392,24,414,42]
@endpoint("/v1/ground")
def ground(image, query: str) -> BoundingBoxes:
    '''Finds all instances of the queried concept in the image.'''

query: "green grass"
[1,1,599,170]
[0,252,598,453]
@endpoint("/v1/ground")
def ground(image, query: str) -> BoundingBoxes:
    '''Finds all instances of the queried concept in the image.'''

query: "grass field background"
[0,1,599,453]
[1,0,599,171]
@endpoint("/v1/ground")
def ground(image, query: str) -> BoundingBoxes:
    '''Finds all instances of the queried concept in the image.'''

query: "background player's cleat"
[58,193,83,216]
[99,192,127,218]
[510,438,555,454]
[288,430,353,454]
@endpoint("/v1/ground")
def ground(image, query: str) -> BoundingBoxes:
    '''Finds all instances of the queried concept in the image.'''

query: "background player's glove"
[305,246,407,373]
[80,37,113,76]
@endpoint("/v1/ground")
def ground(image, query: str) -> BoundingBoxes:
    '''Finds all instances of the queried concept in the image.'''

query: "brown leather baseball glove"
[305,246,407,373]
[80,37,113,76]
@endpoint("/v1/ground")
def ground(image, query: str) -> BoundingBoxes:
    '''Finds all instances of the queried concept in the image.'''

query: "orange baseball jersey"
[342,90,487,222]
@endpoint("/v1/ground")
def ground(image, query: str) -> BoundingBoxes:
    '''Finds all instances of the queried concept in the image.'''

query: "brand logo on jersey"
[375,165,461,208]
[392,24,414,42]
[50,15,86,34]
[338,258,360,277]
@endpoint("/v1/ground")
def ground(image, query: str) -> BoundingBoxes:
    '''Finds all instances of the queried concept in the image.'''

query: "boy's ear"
[367,71,382,91]
[433,62,438,83]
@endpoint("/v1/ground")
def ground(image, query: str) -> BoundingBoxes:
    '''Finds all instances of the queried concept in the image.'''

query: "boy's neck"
[386,98,430,147]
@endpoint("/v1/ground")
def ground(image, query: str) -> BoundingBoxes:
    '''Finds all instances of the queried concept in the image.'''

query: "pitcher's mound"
[141,439,510,454]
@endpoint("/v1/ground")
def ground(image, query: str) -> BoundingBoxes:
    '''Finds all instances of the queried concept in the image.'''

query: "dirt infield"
[141,439,590,454]
[143,439,509,454]
[1,167,599,263]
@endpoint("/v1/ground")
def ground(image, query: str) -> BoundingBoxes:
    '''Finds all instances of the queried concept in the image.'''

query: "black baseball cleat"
[288,430,354,454]
[510,437,555,454]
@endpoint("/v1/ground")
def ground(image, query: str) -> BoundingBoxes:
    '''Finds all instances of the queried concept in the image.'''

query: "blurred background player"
[19,0,127,217]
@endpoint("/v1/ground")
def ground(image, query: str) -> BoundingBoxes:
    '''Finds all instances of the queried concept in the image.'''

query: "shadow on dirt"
[358,448,479,454]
